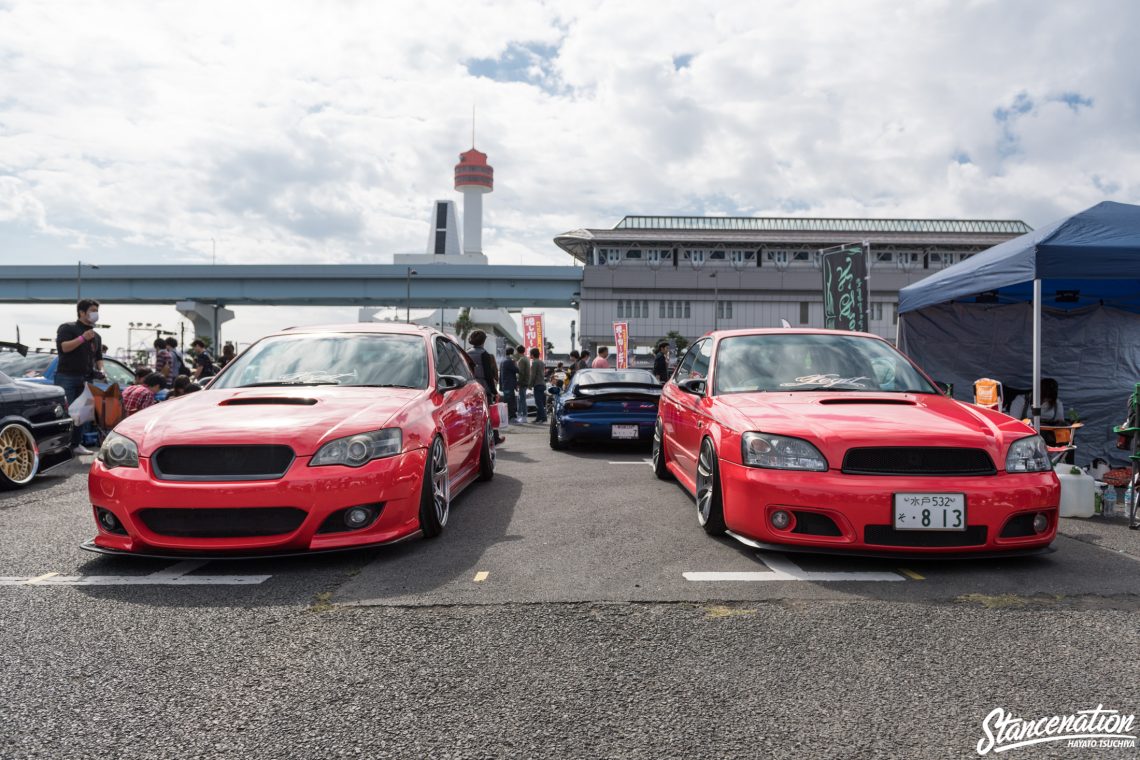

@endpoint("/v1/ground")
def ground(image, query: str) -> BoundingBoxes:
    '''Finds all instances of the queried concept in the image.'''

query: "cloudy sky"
[1,0,1138,355]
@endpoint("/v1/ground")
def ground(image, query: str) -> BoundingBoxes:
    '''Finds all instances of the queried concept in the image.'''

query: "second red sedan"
[653,329,1059,556]
[84,324,494,558]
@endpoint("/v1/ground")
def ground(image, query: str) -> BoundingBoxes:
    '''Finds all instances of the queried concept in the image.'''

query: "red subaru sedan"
[84,324,494,558]
[653,329,1059,556]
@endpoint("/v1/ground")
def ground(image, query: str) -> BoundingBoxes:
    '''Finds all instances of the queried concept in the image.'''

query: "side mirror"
[437,375,468,393]
[549,386,561,395]
[677,377,707,395]
[934,380,953,397]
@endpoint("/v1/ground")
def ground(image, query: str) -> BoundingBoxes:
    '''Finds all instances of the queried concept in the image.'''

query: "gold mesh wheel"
[0,424,39,487]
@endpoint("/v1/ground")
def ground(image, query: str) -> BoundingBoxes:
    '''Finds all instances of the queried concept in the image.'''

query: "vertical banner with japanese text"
[523,313,545,361]
[613,322,629,369]
[821,244,870,332]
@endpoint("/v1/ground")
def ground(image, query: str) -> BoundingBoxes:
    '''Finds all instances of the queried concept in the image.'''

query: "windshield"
[0,352,55,378]
[575,369,657,386]
[713,334,936,394]
[210,333,429,390]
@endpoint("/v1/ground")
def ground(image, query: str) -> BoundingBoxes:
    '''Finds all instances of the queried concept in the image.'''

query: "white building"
[554,215,1032,352]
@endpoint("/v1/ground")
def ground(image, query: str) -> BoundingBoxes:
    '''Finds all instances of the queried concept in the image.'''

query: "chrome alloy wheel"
[431,437,450,527]
[696,441,715,526]
[0,424,38,486]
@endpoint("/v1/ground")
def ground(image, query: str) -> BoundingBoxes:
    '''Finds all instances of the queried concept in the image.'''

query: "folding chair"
[87,382,126,443]
[973,378,1003,411]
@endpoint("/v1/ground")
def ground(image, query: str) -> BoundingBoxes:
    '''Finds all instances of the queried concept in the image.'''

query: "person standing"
[591,346,611,368]
[153,338,174,387]
[529,347,547,423]
[55,299,104,454]
[515,344,531,423]
[190,339,218,382]
[165,337,189,377]
[499,346,519,422]
[577,350,591,370]
[466,330,504,444]
[653,341,670,383]
[219,342,236,368]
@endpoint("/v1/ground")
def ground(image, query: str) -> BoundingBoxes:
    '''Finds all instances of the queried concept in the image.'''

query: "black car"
[0,369,73,489]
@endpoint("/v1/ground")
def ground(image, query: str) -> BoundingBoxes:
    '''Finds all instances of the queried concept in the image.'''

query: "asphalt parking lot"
[2,423,1138,759]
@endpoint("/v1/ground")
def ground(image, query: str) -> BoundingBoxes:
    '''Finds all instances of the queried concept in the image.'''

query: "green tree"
[663,330,689,352]
[454,307,474,347]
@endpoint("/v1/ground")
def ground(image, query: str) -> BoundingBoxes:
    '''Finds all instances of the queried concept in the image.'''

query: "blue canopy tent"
[898,201,1140,464]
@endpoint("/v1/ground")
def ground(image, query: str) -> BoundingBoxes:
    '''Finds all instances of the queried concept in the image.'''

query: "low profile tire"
[419,436,450,538]
[695,438,726,535]
[651,418,671,481]
[0,423,39,491]
[549,417,569,451]
[477,421,495,482]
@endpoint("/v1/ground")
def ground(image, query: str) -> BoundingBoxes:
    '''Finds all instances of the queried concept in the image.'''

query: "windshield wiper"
[345,383,420,389]
[238,381,341,387]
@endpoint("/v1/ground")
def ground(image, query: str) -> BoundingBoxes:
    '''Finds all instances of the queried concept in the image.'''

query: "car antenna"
[779,319,792,328]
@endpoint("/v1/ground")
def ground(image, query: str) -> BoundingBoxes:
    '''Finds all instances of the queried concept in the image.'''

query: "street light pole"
[76,261,99,303]
[405,268,418,323]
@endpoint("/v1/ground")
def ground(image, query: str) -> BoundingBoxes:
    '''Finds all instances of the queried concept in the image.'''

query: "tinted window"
[434,339,458,376]
[576,369,656,386]
[673,341,704,381]
[689,340,713,380]
[443,341,473,381]
[103,359,135,388]
[712,334,936,394]
[212,333,429,389]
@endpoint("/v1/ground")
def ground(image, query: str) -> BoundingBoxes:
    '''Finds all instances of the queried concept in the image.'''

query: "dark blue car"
[549,368,661,450]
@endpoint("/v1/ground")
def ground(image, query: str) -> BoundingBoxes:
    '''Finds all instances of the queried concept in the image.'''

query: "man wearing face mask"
[56,298,105,454]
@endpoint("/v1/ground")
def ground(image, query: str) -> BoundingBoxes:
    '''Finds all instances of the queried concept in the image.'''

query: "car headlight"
[1005,435,1050,473]
[310,428,402,467]
[741,432,828,471]
[96,432,139,469]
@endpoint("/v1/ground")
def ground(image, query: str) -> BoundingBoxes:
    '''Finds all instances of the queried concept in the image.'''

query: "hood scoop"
[220,397,318,407]
[819,398,916,406]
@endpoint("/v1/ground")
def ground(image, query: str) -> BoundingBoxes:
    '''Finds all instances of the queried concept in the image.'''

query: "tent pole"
[1032,278,1042,431]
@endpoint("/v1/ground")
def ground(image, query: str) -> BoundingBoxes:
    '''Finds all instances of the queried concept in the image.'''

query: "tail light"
[563,399,595,410]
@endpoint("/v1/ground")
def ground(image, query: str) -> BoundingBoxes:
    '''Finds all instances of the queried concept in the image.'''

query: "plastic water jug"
[1055,465,1095,518]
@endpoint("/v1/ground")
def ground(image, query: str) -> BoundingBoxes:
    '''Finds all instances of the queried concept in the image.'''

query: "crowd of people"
[54,299,237,453]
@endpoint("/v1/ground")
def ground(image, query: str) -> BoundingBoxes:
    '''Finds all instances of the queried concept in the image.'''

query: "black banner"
[821,246,870,332]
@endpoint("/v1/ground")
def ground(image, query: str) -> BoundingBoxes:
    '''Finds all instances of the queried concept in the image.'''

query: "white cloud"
[1,0,1139,351]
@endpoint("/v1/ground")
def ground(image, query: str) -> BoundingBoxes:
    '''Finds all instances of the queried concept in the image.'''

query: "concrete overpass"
[0,263,584,342]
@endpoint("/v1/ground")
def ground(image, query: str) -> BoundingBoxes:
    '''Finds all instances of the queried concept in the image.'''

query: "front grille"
[864,525,987,547]
[152,445,294,481]
[791,511,843,537]
[138,507,306,538]
[842,447,996,476]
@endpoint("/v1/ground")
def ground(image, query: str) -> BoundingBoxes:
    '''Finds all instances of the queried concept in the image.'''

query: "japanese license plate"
[611,424,639,440]
[893,493,966,531]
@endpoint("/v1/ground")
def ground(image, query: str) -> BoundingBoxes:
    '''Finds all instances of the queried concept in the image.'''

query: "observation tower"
[454,147,493,256]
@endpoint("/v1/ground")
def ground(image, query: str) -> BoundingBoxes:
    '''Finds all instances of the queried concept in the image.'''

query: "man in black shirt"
[55,298,105,454]
[190,339,218,381]
[653,341,671,383]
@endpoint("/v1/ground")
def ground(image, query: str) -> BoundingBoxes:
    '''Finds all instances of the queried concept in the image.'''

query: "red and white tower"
[454,147,493,256]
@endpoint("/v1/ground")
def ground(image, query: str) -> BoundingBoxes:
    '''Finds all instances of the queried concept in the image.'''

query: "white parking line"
[0,561,271,586]
[684,552,905,582]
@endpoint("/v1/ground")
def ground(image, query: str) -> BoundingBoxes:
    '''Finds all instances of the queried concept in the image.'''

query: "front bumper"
[718,459,1059,555]
[87,448,428,556]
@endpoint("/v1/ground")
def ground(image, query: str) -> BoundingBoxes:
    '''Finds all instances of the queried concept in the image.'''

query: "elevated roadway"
[0,264,583,308]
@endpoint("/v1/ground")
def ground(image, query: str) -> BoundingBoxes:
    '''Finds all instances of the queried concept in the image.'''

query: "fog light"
[344,507,372,528]
[770,510,792,530]
[1032,512,1049,534]
[98,508,118,531]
